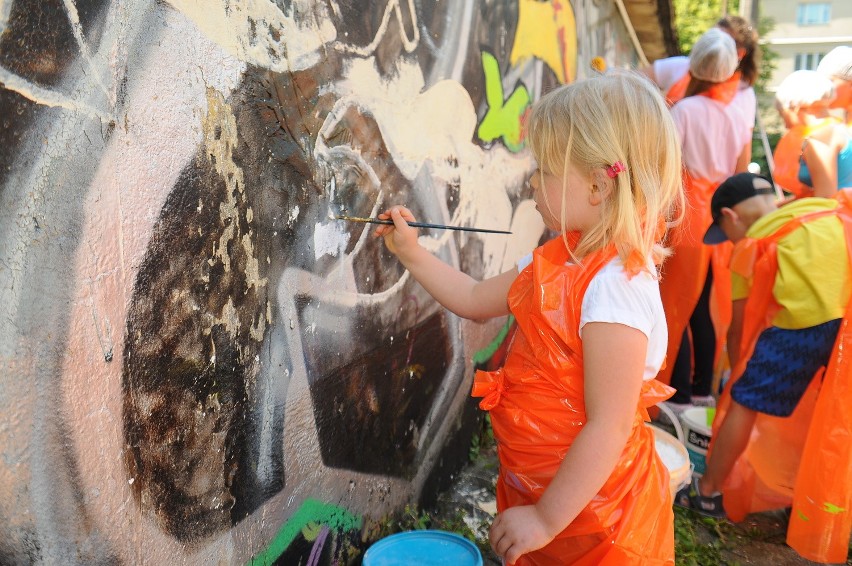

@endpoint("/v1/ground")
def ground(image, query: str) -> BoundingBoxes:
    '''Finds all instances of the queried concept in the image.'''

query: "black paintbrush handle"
[336,216,511,234]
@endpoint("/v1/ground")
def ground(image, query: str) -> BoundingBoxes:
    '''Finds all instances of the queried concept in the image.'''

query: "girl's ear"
[589,170,613,205]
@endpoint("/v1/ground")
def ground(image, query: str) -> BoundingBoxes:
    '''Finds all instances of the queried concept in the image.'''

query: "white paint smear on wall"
[313,220,348,261]
[61,6,246,564]
[168,0,336,72]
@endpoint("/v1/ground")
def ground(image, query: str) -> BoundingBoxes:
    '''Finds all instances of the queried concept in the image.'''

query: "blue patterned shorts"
[731,319,842,417]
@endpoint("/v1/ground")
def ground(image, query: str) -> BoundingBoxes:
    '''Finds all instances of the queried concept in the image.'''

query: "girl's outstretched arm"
[489,322,647,564]
[374,205,515,320]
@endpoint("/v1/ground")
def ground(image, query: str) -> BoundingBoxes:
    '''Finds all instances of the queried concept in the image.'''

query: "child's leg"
[697,321,841,501]
[699,400,756,495]
[668,329,693,404]
[689,266,715,398]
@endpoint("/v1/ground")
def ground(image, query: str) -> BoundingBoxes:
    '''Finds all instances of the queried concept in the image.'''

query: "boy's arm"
[374,206,515,320]
[489,322,647,563]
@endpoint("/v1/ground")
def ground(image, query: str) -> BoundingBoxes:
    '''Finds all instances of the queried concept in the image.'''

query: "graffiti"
[248,499,361,565]
[511,0,578,84]
[477,51,530,152]
[0,0,647,563]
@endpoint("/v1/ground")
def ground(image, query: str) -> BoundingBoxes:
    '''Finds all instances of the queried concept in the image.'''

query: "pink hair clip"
[606,161,626,178]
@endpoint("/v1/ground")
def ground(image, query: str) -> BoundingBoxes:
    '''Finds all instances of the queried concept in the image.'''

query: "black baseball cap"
[703,173,776,244]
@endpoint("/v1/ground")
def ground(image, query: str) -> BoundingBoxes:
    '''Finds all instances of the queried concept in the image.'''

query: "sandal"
[684,476,727,519]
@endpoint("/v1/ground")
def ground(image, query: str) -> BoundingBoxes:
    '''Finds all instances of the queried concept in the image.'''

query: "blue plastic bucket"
[363,530,483,566]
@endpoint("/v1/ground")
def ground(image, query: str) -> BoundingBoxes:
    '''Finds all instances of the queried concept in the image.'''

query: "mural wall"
[0,0,643,563]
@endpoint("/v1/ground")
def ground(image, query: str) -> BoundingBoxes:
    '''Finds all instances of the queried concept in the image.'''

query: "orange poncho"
[657,78,743,387]
[773,117,843,199]
[473,236,675,565]
[712,191,852,563]
[657,174,733,387]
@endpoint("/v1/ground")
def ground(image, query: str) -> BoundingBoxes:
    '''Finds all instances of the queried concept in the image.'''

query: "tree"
[672,0,731,54]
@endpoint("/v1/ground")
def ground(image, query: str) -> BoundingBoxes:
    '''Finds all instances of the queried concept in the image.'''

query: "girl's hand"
[489,505,556,565]
[373,205,419,258]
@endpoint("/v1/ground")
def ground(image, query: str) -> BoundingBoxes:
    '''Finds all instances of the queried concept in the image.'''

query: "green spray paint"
[477,52,530,152]
[472,316,515,367]
[249,499,362,565]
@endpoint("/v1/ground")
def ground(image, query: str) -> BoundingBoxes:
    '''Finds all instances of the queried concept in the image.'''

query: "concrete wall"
[0,0,643,563]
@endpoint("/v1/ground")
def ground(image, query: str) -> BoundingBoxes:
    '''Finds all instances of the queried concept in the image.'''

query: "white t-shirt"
[671,95,752,184]
[653,56,757,128]
[517,254,667,380]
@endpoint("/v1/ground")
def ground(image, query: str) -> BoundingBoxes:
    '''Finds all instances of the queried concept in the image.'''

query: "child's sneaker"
[685,476,726,519]
[691,395,716,408]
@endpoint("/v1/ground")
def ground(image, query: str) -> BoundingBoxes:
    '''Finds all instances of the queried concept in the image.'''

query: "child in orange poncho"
[773,70,844,198]
[683,173,852,564]
[374,72,684,565]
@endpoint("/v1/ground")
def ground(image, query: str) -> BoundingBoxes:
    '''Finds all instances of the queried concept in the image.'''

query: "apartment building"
[761,0,852,90]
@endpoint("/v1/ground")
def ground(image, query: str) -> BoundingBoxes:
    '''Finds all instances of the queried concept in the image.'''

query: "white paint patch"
[0,68,112,121]
[167,0,336,72]
[61,0,110,98]
[313,220,348,260]
[0,0,13,34]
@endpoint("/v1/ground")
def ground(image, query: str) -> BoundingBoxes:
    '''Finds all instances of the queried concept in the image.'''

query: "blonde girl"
[375,71,683,565]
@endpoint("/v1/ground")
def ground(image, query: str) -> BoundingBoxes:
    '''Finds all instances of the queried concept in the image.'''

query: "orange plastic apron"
[711,193,852,563]
[472,235,675,565]
[788,191,852,563]
[773,125,812,198]
[665,71,741,107]
[665,72,690,106]
[657,174,733,387]
[773,118,842,199]
[657,79,742,387]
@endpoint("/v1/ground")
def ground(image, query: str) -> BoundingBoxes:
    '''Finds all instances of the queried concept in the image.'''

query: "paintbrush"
[336,215,512,235]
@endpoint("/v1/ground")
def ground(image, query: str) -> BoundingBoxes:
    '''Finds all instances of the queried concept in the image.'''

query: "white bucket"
[648,424,691,497]
[679,407,715,477]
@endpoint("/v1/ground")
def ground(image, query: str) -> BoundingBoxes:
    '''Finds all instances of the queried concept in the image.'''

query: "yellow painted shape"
[510,0,577,84]
[823,502,846,515]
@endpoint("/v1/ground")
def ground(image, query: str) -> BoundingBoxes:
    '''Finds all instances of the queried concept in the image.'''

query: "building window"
[797,3,831,25]
[795,52,825,70]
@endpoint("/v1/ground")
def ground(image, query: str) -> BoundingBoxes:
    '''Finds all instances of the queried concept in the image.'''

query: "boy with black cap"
[679,172,852,521]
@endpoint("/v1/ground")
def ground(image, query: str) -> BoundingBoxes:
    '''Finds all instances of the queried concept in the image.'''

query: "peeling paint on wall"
[0,0,644,563]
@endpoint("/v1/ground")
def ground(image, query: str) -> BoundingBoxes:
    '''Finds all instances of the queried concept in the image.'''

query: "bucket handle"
[656,402,686,445]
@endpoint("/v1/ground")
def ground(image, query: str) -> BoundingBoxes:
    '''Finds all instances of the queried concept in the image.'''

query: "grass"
[370,493,744,565]
[674,506,739,565]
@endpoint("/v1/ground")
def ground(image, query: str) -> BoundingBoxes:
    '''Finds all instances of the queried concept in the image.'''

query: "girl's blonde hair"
[526,71,684,272]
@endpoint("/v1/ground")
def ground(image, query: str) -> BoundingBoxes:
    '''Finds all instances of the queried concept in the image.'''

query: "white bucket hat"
[689,28,738,83]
